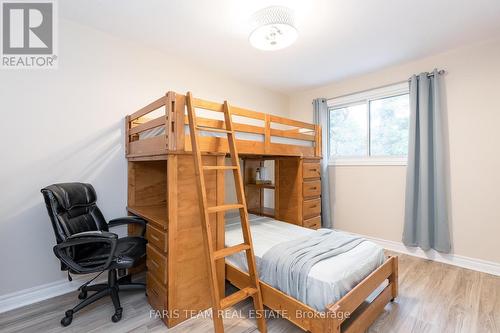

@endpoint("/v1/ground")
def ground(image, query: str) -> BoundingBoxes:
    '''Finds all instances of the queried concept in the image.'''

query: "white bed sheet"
[225,215,385,311]
[138,125,314,147]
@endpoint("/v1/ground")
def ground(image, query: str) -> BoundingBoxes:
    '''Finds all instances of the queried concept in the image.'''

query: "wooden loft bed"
[125,91,321,159]
[125,92,398,333]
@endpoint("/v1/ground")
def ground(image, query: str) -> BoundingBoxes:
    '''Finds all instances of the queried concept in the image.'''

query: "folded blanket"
[260,229,365,304]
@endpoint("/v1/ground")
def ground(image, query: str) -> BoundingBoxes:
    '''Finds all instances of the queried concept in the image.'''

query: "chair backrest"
[41,183,109,244]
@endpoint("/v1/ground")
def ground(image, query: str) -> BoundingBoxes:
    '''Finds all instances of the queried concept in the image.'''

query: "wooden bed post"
[315,125,322,157]
[216,154,226,298]
[264,114,271,154]
[165,91,186,152]
[389,255,398,300]
[166,154,178,326]
[125,115,131,155]
[174,92,186,151]
[165,92,172,151]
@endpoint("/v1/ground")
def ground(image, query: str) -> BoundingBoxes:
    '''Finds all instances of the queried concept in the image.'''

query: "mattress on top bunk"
[225,214,385,311]
[139,126,165,139]
[138,125,314,147]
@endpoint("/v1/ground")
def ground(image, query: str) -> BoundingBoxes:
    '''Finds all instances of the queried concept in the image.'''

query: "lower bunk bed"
[224,214,398,333]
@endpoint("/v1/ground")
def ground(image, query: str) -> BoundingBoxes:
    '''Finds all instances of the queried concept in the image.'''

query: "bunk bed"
[125,91,398,333]
[126,91,321,159]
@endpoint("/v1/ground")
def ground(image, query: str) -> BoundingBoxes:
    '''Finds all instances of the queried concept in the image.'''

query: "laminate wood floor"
[1,251,498,333]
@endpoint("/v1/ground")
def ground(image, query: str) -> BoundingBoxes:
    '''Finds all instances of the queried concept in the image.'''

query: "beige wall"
[289,38,500,263]
[0,19,288,297]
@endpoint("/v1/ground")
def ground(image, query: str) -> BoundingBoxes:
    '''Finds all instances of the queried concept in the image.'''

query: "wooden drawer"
[146,244,167,285]
[146,272,167,312]
[303,198,321,219]
[303,216,321,229]
[303,163,321,179]
[303,180,321,198]
[146,223,168,253]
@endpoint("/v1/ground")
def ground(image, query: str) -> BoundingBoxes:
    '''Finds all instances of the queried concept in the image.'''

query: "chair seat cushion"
[75,236,146,270]
[111,236,147,269]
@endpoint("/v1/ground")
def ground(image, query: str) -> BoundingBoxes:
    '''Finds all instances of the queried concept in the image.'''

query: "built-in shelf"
[245,183,275,189]
[127,205,167,228]
[249,207,275,218]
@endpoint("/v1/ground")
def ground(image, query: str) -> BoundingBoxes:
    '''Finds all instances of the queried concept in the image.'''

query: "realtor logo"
[1,0,57,68]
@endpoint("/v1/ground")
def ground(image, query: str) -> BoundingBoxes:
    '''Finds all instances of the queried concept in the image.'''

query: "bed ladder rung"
[196,126,232,133]
[220,287,258,310]
[203,165,238,171]
[208,204,244,213]
[214,243,250,260]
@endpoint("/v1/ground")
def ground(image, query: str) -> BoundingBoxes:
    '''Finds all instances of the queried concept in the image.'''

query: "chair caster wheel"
[78,290,87,299]
[112,308,122,322]
[61,310,73,326]
[111,313,122,322]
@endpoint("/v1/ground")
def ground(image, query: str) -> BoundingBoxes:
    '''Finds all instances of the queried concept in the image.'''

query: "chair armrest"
[67,231,118,240]
[108,216,147,236]
[53,232,118,274]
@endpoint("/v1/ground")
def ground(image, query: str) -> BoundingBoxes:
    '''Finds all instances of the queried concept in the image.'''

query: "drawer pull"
[151,234,160,242]
[310,187,317,190]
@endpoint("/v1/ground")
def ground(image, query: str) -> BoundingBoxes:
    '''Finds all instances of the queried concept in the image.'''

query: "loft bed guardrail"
[125,91,322,158]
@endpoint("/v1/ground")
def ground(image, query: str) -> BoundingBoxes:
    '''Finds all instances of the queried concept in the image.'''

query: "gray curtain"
[313,99,333,228]
[403,69,451,252]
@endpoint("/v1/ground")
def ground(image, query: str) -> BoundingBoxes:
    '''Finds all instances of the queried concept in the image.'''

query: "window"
[328,82,409,165]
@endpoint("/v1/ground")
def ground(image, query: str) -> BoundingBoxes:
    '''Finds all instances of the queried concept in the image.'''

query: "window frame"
[327,82,409,166]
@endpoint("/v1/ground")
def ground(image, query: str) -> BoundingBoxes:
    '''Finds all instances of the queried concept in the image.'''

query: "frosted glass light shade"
[249,6,298,51]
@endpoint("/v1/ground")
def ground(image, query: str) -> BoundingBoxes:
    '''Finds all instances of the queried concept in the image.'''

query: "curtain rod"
[408,69,446,81]
[325,69,446,101]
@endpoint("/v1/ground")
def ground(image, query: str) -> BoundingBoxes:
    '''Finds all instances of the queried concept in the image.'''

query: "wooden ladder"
[186,92,267,333]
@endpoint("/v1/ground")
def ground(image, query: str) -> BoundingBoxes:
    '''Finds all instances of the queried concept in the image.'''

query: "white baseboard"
[0,274,106,314]
[346,231,500,276]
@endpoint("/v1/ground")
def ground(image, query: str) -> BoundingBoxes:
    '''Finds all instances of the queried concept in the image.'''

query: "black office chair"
[41,182,147,326]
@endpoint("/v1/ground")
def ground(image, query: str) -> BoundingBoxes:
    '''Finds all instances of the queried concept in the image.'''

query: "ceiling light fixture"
[249,6,298,51]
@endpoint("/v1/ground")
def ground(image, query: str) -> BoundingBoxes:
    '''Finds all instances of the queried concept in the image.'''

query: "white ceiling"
[60,0,500,93]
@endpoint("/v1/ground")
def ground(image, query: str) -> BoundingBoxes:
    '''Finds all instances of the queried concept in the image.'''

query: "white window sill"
[329,158,407,166]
